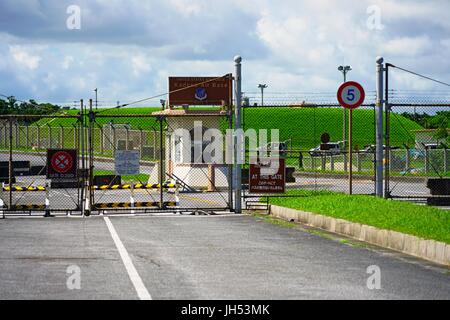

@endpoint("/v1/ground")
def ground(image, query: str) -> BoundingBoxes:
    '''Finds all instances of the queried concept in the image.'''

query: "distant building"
[413,129,450,148]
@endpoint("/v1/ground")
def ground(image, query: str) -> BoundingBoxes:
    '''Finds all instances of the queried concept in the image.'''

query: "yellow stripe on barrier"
[91,184,177,191]
[2,186,47,192]
[94,201,179,209]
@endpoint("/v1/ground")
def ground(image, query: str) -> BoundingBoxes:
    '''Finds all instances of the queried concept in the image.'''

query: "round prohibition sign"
[337,81,365,110]
[51,151,74,173]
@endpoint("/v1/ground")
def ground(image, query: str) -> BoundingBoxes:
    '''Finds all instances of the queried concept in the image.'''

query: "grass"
[93,170,150,183]
[267,190,450,244]
[28,106,422,150]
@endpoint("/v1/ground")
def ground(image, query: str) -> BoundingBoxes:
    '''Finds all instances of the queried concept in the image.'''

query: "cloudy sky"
[0,0,449,106]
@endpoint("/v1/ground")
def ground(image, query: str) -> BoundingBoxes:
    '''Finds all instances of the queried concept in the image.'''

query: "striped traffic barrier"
[2,186,46,192]
[94,201,178,209]
[91,183,177,191]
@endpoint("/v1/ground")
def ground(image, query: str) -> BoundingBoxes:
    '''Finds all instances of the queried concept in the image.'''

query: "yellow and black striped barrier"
[91,183,177,191]
[2,186,46,192]
[6,204,47,210]
[94,201,178,209]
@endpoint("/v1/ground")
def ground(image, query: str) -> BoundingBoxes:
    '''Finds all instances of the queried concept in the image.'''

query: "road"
[0,215,448,300]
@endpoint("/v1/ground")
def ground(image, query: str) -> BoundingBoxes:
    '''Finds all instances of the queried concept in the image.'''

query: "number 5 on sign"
[337,81,365,110]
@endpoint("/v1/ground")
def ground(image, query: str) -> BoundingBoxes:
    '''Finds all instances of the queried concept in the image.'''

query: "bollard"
[44,182,52,217]
[130,181,135,214]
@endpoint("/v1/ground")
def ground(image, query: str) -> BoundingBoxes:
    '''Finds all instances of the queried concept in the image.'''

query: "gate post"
[375,57,384,197]
[234,55,243,214]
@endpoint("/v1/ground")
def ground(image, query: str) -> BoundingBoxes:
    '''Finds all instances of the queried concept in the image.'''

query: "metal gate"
[0,104,234,217]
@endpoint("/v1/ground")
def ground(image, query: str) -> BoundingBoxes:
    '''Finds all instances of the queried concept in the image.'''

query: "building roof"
[413,129,450,133]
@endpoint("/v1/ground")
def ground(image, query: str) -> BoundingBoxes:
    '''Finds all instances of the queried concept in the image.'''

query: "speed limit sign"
[337,81,365,110]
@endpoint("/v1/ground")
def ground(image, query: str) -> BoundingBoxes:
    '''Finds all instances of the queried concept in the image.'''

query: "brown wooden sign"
[168,76,232,106]
[249,158,286,194]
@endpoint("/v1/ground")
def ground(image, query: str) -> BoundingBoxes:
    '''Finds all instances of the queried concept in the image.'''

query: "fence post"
[15,122,19,148]
[37,125,41,150]
[321,155,326,171]
[405,148,410,173]
[330,154,335,171]
[100,126,104,155]
[60,125,64,148]
[357,152,362,173]
[8,117,13,209]
[445,148,448,173]
[26,124,30,149]
[375,56,384,197]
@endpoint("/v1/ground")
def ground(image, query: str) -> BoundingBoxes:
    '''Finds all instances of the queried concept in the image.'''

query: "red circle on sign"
[51,151,73,173]
[337,81,365,110]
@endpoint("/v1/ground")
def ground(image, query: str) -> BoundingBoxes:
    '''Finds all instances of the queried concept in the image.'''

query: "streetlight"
[258,84,268,107]
[94,88,98,110]
[338,65,352,150]
[338,66,352,171]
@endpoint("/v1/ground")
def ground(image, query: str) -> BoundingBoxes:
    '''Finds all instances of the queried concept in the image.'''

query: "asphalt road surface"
[0,215,448,300]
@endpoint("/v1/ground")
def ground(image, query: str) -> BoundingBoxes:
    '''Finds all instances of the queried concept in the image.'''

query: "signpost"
[115,150,140,175]
[249,158,286,194]
[168,76,232,106]
[47,149,78,180]
[337,81,365,195]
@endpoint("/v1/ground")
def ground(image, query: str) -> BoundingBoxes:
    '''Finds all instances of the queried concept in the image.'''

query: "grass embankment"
[93,170,150,183]
[33,107,422,150]
[268,190,450,244]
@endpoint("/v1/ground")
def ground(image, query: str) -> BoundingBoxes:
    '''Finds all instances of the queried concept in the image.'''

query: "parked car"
[309,142,343,157]
[362,145,400,153]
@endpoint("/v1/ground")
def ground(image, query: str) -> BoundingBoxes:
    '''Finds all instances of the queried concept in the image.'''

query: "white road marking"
[103,217,152,300]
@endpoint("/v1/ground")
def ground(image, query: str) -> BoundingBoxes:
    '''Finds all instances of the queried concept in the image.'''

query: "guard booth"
[149,108,230,191]
[147,75,234,211]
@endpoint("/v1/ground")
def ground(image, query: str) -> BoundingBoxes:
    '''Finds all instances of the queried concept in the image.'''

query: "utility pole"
[258,84,267,107]
[234,56,243,214]
[375,57,384,197]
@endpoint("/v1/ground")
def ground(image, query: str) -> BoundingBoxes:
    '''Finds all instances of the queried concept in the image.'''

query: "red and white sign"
[51,151,73,173]
[337,81,365,110]
[47,149,78,179]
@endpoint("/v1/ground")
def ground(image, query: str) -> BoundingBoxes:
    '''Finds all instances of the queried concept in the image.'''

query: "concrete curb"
[270,205,450,267]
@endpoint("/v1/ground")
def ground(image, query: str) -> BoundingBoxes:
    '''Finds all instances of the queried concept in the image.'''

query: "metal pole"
[88,99,94,215]
[384,64,391,199]
[234,56,242,214]
[375,57,384,197]
[8,117,13,209]
[80,99,86,216]
[159,117,164,209]
[349,109,353,195]
[343,71,348,173]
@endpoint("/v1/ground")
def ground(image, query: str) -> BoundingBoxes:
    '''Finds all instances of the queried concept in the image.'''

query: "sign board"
[337,81,365,110]
[168,76,232,106]
[249,158,286,194]
[47,149,78,179]
[115,150,140,175]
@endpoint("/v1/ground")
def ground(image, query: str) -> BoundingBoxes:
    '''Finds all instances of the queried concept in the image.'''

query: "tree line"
[0,97,61,116]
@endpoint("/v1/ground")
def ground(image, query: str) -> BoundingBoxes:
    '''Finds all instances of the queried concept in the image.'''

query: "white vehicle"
[309,141,343,157]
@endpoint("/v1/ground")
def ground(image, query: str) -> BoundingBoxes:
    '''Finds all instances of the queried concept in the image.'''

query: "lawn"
[268,190,450,244]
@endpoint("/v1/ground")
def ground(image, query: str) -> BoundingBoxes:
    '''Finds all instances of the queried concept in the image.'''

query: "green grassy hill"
[33,106,422,149]
[243,107,422,149]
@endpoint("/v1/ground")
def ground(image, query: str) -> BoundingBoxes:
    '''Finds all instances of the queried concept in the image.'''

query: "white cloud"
[382,36,432,57]
[131,54,152,77]
[9,45,41,70]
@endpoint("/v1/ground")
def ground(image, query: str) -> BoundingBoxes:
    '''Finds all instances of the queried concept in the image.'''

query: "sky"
[0,0,449,106]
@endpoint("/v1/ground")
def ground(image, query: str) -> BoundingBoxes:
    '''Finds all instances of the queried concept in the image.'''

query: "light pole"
[338,65,352,171]
[258,84,268,107]
[94,88,98,110]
